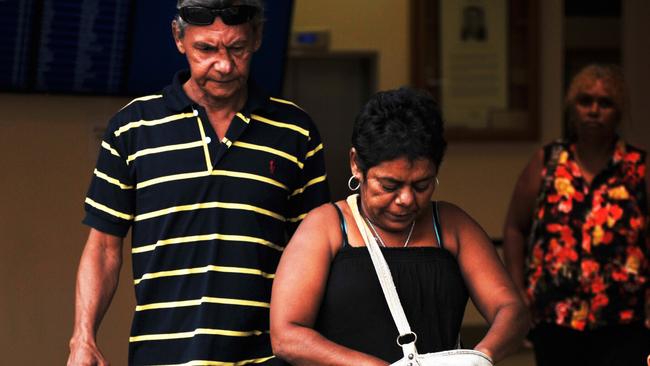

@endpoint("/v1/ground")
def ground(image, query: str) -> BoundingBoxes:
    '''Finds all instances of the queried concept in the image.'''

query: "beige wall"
[623,0,650,152]
[0,94,135,364]
[292,0,564,237]
[1,0,648,363]
[439,0,564,237]
[293,0,409,90]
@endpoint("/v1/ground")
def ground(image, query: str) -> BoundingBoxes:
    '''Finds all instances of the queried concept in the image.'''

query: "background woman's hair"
[351,87,447,175]
[565,64,626,117]
[564,64,627,140]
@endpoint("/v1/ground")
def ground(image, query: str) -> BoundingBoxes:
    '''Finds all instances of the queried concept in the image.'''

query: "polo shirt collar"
[240,78,272,117]
[162,70,194,112]
[162,69,272,115]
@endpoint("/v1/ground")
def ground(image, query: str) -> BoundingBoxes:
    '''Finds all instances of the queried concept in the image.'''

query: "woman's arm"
[270,203,388,366]
[441,202,530,363]
[502,149,544,302]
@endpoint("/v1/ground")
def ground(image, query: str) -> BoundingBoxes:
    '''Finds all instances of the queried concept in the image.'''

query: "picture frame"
[411,0,539,141]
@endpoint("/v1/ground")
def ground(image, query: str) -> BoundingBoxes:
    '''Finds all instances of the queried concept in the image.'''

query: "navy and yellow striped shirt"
[83,71,330,365]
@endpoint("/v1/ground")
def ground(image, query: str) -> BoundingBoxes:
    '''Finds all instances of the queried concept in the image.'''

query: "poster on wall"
[440,0,508,129]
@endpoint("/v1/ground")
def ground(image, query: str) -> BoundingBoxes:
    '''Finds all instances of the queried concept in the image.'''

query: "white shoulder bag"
[346,195,493,366]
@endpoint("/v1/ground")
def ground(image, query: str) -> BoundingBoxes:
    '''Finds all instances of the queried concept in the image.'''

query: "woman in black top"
[270,88,528,365]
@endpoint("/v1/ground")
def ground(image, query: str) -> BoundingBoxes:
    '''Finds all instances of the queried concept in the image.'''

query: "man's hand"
[67,338,109,366]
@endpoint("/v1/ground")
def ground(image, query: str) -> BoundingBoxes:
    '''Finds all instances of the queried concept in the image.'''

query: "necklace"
[365,216,415,248]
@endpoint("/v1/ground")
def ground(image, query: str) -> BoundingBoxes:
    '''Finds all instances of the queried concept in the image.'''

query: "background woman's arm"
[502,149,544,302]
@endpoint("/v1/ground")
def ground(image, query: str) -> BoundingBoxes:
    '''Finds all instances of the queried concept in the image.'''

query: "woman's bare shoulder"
[434,200,493,254]
[435,200,473,224]
[291,202,345,255]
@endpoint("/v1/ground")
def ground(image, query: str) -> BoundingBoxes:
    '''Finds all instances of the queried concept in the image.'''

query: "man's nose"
[213,50,234,74]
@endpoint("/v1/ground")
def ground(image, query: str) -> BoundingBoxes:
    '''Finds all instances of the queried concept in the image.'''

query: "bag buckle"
[396,332,417,346]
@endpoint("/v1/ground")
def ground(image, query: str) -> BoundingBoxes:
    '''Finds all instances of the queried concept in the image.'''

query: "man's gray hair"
[174,0,265,38]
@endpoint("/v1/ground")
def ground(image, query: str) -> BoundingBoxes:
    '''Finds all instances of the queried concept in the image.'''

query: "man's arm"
[67,228,124,366]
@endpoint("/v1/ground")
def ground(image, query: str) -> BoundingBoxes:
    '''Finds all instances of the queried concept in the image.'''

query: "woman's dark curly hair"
[352,87,447,175]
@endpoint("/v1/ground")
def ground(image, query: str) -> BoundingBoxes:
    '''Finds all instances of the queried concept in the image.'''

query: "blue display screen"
[0,0,37,91]
[1,0,293,97]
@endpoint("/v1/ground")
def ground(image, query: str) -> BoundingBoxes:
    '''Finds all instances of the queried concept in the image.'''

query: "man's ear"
[251,25,263,52]
[172,20,186,54]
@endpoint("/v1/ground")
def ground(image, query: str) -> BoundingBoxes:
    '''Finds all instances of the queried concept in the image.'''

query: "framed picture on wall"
[411,0,539,141]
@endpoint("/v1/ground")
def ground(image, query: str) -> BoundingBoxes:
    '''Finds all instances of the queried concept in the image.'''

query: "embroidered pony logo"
[269,159,276,175]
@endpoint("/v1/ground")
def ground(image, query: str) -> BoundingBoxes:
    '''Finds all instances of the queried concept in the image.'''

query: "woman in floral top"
[503,64,650,366]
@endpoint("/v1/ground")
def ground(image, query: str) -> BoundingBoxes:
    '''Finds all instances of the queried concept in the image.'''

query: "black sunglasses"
[179,5,258,26]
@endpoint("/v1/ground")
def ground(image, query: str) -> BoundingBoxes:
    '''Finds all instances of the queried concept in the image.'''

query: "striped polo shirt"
[83,70,330,365]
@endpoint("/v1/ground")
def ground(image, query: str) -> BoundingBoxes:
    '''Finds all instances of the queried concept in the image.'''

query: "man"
[66,1,330,364]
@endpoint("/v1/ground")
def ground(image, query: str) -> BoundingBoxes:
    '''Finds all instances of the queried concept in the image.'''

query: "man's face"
[174,18,260,102]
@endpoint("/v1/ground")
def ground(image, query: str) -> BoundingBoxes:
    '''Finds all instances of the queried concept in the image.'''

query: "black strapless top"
[313,202,469,362]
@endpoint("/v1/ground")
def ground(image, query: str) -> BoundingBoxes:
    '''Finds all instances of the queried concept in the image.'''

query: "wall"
[292,0,409,91]
[293,0,564,237]
[0,94,135,364]
[438,0,564,237]
[623,0,650,152]
[455,0,564,326]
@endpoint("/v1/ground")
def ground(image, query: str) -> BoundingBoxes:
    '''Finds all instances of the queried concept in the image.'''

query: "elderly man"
[66,1,330,365]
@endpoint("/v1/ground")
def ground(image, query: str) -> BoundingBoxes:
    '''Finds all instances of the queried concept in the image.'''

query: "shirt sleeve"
[285,115,331,236]
[82,117,135,237]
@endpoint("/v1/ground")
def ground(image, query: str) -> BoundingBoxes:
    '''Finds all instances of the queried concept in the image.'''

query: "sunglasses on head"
[179,5,257,26]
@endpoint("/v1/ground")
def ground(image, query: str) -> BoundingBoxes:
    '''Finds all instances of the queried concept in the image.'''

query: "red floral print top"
[526,139,648,330]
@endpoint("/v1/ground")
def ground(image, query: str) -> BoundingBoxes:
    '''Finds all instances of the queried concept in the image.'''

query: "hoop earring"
[348,175,360,191]
[435,177,440,186]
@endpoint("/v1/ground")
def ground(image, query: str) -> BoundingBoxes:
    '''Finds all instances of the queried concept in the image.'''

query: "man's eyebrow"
[193,40,216,47]
[226,38,249,45]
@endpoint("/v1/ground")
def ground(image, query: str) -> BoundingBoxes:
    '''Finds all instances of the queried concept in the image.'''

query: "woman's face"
[572,79,619,139]
[352,151,438,233]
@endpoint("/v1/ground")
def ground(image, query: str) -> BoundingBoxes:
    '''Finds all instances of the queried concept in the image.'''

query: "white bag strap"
[346,194,419,357]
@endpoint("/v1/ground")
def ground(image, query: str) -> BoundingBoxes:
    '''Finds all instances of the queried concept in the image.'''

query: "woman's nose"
[588,101,600,114]
[396,188,414,206]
